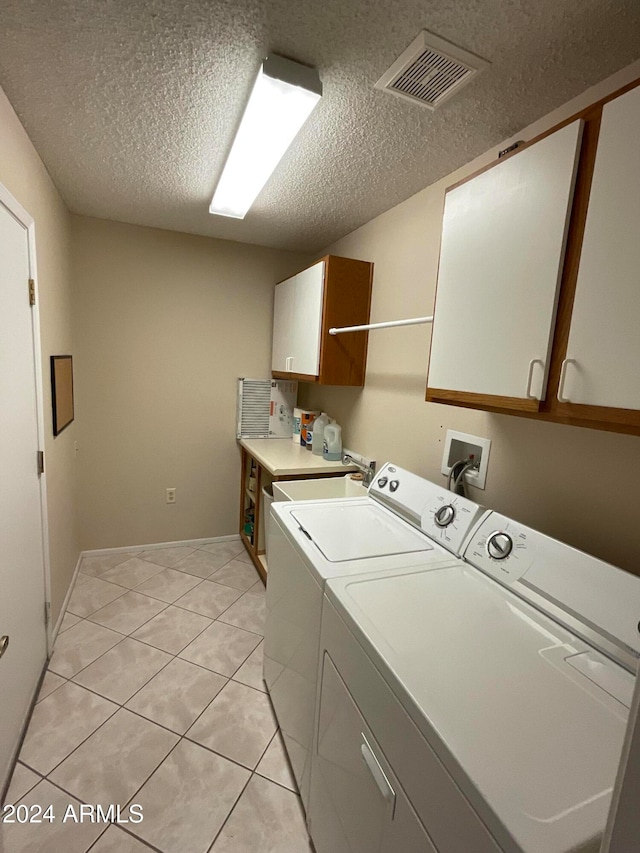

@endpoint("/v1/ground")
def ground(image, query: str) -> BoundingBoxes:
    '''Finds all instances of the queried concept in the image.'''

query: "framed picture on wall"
[51,355,74,436]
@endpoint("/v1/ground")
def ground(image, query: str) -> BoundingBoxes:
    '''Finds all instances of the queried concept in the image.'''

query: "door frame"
[0,181,53,655]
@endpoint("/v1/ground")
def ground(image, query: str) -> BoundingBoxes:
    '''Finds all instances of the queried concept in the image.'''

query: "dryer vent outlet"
[375,30,489,110]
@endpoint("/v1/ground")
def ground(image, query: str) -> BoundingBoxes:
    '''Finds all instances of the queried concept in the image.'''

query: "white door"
[562,85,640,409]
[0,192,48,792]
[290,261,324,376]
[428,120,583,403]
[271,274,295,372]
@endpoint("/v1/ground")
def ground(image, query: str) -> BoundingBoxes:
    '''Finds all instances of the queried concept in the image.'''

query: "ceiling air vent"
[375,30,489,110]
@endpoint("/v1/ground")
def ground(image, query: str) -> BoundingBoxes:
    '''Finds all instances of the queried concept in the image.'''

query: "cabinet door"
[271,275,295,373]
[561,86,640,412]
[290,261,325,377]
[427,120,583,411]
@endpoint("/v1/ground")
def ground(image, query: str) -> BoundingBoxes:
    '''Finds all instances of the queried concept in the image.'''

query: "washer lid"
[291,502,433,562]
[327,564,632,853]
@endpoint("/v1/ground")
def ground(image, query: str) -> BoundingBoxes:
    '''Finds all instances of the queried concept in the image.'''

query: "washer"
[312,510,640,853]
[263,461,486,811]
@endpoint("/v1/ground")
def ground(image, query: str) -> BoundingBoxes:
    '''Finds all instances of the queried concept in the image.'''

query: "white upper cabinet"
[271,261,324,377]
[428,120,583,409]
[289,262,325,376]
[271,274,296,373]
[271,255,373,386]
[561,86,640,411]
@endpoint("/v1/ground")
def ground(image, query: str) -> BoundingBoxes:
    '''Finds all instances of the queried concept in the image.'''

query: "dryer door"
[309,651,438,853]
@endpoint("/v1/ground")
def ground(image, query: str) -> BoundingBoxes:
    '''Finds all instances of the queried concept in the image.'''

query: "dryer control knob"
[487,532,513,561]
[434,504,455,528]
[376,477,388,488]
[389,480,399,493]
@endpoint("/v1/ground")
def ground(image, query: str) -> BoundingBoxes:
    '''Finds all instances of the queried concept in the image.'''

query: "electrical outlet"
[166,488,176,504]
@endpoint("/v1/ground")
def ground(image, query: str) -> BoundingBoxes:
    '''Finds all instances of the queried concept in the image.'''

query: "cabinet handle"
[360,733,396,815]
[525,359,545,400]
[557,358,576,403]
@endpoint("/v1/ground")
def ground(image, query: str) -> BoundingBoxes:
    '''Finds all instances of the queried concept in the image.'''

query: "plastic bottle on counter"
[311,412,331,456]
[300,410,319,447]
[323,422,342,462]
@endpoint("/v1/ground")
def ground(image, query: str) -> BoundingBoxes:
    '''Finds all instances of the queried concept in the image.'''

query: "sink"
[272,475,368,502]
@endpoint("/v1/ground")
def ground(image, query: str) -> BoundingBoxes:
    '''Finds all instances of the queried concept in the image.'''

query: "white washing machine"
[263,462,487,811]
[311,511,640,853]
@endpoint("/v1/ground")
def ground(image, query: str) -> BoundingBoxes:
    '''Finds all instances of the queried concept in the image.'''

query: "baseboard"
[81,533,241,558]
[52,534,241,645]
[51,551,83,648]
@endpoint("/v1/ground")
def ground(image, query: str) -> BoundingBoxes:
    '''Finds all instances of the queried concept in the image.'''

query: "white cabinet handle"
[360,733,396,814]
[557,358,576,403]
[525,359,545,400]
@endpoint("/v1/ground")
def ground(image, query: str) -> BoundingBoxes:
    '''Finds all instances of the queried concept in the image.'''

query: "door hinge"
[44,601,51,626]
[28,279,36,306]
[37,450,45,476]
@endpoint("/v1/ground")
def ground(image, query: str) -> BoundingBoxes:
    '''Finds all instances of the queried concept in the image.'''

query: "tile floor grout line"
[19,697,121,780]
[205,771,255,853]
[180,696,278,776]
[4,766,44,807]
[54,630,128,681]
[39,709,178,810]
[85,597,172,635]
[73,643,177,710]
[67,580,131,619]
[15,549,282,850]
[130,608,216,656]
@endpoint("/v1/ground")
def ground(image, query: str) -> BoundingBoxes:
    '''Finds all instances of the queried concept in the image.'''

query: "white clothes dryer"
[311,511,640,853]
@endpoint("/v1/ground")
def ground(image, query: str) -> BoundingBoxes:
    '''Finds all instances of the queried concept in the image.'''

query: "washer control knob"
[376,477,388,488]
[434,504,455,528]
[487,532,513,561]
[389,480,399,493]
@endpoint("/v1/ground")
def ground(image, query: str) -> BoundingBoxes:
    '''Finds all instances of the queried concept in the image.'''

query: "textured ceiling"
[0,0,639,252]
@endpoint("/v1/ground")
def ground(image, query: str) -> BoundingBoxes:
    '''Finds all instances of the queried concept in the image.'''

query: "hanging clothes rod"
[329,316,434,335]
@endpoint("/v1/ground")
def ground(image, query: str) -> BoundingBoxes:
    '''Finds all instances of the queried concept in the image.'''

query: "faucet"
[342,453,377,487]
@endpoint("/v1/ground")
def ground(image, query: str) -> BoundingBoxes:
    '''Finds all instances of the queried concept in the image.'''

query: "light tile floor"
[1,541,313,853]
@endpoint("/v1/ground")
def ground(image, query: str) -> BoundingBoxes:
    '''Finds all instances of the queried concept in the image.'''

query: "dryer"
[263,462,486,811]
[311,511,639,853]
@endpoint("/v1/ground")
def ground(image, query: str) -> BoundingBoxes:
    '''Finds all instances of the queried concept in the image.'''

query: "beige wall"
[301,60,640,576]
[72,216,308,550]
[0,87,78,623]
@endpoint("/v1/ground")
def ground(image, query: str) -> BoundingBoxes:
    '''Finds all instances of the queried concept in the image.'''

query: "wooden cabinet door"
[559,86,640,415]
[427,120,583,412]
[290,260,325,377]
[271,274,295,373]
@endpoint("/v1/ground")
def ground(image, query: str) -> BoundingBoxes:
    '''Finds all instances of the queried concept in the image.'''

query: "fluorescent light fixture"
[210,54,322,219]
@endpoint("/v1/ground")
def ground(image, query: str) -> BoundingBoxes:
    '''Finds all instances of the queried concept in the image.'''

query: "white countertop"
[239,437,356,477]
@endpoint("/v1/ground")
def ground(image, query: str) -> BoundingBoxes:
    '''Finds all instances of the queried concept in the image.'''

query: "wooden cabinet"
[272,255,373,386]
[427,78,640,436]
[427,119,583,413]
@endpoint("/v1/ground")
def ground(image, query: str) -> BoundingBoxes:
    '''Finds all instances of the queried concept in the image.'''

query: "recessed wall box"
[441,429,491,490]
